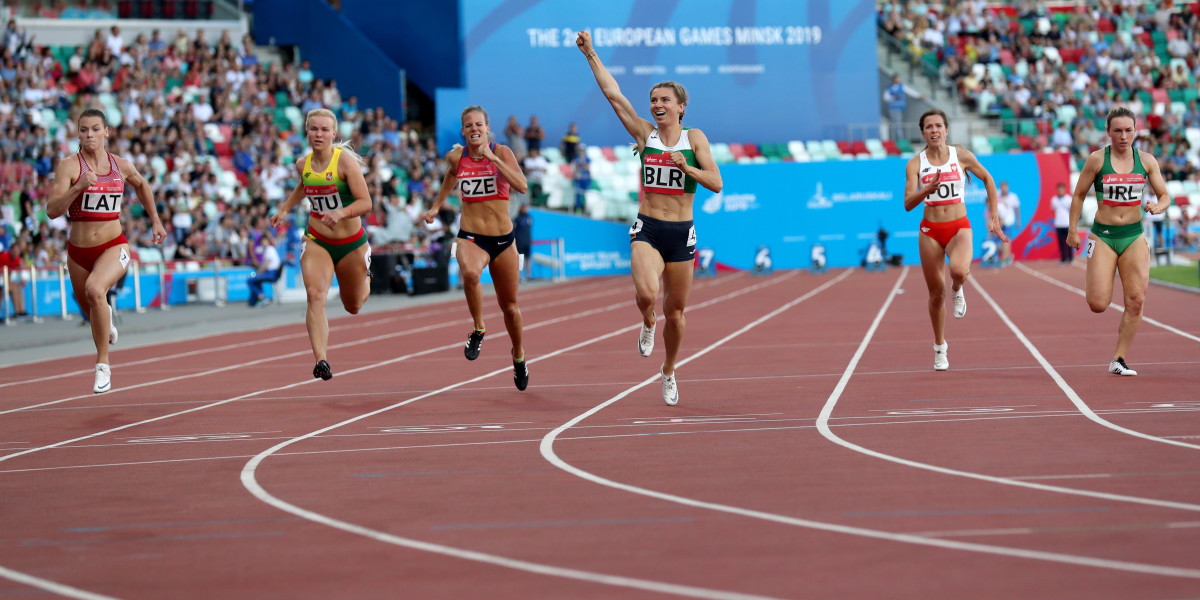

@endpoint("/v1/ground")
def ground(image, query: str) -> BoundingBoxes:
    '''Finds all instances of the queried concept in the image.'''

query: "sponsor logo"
[920,227,931,233]
[807,182,832,209]
[326,172,333,181]
[700,193,758,214]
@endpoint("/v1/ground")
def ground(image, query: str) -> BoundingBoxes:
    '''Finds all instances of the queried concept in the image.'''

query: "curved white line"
[1015,261,1200,344]
[239,272,803,599]
[544,267,1200,580]
[972,275,1200,452]
[0,565,121,600]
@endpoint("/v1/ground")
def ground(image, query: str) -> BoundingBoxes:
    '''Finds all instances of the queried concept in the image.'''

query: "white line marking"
[239,272,805,599]
[535,267,1200,581]
[0,565,119,600]
[1015,262,1200,344]
[972,277,1200,451]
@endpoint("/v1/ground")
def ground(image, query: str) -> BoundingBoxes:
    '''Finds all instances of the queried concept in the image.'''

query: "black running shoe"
[513,359,529,391]
[313,360,333,380]
[464,330,485,360]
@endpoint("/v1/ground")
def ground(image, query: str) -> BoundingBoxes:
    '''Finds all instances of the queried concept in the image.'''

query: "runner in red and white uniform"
[46,108,166,393]
[424,105,531,391]
[903,109,1004,371]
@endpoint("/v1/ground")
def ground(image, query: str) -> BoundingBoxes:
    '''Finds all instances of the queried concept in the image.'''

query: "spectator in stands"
[561,122,582,163]
[571,148,591,214]
[0,236,28,316]
[1051,182,1074,264]
[503,115,525,160]
[246,228,281,308]
[373,193,415,247]
[1066,107,1170,377]
[522,147,548,207]
[513,202,533,281]
[271,108,374,382]
[883,74,921,140]
[578,30,724,406]
[424,105,530,391]
[996,181,1021,265]
[47,108,166,394]
[523,114,544,153]
[1050,122,1073,151]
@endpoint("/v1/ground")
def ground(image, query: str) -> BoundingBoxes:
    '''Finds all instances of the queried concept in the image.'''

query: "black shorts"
[629,214,697,263]
[458,229,516,261]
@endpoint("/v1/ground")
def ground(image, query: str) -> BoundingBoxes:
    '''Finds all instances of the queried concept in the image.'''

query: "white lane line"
[239,272,806,600]
[0,565,119,600]
[0,279,630,393]
[972,277,1200,452]
[1015,262,1200,344]
[541,267,1200,580]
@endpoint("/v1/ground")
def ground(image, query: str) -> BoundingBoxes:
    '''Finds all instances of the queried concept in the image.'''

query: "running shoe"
[313,359,333,380]
[933,342,949,371]
[661,368,678,406]
[465,329,485,361]
[93,363,111,394]
[1108,357,1137,376]
[953,288,967,318]
[108,304,118,345]
[638,320,655,357]
[513,359,529,391]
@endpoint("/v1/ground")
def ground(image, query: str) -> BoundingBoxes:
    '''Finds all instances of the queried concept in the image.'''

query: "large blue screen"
[460,0,880,147]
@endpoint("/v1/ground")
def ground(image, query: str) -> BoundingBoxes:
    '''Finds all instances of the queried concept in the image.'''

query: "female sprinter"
[46,107,167,393]
[577,31,722,405]
[423,105,530,391]
[1066,106,1169,375]
[903,109,1004,371]
[271,108,373,381]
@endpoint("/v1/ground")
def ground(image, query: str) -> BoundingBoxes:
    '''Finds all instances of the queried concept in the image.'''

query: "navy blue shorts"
[458,229,516,261]
[629,214,697,263]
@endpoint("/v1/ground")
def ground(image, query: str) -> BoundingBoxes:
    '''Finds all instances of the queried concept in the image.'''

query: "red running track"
[0,262,1197,599]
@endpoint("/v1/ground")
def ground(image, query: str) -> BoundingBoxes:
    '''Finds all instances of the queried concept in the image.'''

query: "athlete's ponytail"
[304,108,365,166]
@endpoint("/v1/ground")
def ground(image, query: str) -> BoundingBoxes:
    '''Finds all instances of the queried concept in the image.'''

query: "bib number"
[629,218,644,238]
[1084,238,1096,258]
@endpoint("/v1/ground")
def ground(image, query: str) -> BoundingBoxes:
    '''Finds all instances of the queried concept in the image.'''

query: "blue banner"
[459,0,879,147]
[692,154,1044,269]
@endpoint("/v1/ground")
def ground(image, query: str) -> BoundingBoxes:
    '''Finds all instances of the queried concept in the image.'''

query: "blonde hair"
[651,81,688,123]
[305,108,364,165]
[461,105,489,125]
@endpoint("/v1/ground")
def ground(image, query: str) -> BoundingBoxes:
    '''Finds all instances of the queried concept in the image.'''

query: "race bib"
[921,165,964,206]
[686,226,697,247]
[306,184,342,213]
[80,182,124,216]
[459,175,499,200]
[1084,238,1096,258]
[1100,174,1146,206]
[629,218,644,238]
[642,153,685,195]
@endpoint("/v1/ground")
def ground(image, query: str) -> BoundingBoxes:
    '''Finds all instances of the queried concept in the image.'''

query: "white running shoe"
[638,320,656,357]
[933,342,949,371]
[953,288,967,318]
[93,363,112,394]
[1108,357,1137,376]
[107,304,118,345]
[661,368,678,406]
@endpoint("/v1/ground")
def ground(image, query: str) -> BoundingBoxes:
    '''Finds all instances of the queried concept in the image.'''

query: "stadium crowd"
[879,0,1200,183]
[0,20,460,291]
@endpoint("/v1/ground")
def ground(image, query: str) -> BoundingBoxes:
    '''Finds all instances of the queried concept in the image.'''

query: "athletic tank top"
[1094,146,1147,207]
[918,146,966,206]
[68,152,124,222]
[456,144,510,203]
[641,128,698,195]
[302,147,355,219]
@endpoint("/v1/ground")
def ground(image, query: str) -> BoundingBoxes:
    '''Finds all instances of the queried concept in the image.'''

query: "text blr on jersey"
[643,153,686,195]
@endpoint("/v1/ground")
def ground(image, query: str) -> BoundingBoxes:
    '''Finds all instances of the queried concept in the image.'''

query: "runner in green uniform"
[1066,107,1170,376]
[577,30,723,406]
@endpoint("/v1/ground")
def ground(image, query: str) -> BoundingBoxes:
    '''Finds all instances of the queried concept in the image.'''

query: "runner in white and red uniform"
[46,108,166,394]
[903,109,1004,372]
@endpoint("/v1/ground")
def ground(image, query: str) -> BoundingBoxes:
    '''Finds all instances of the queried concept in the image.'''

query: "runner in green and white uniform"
[578,30,723,406]
[1067,107,1170,376]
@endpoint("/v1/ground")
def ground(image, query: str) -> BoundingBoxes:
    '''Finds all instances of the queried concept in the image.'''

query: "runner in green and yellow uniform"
[271,108,374,381]
[1067,107,1170,376]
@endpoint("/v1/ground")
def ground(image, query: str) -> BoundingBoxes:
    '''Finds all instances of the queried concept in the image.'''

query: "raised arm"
[118,156,166,244]
[576,31,651,145]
